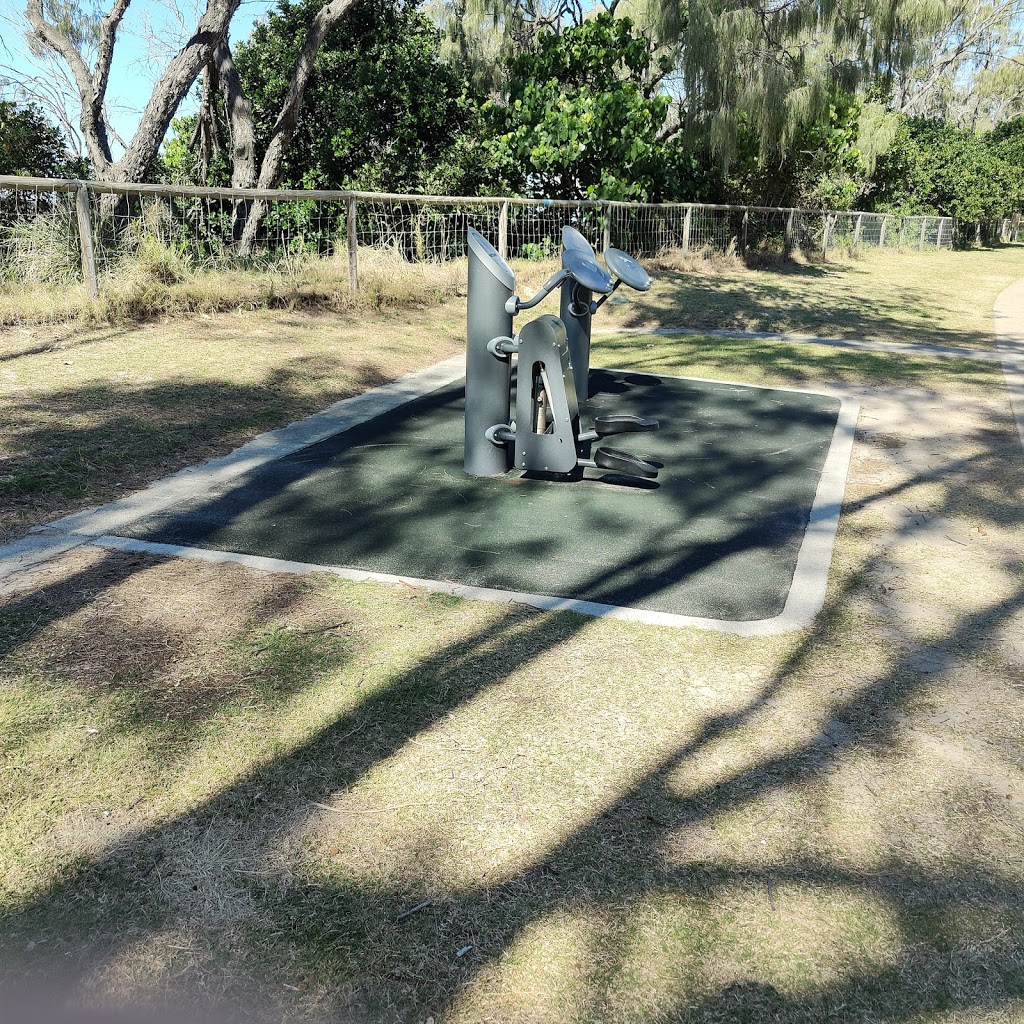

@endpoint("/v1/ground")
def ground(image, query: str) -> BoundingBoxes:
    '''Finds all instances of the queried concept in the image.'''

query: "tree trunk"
[237,0,362,255]
[213,40,259,244]
[26,0,243,184]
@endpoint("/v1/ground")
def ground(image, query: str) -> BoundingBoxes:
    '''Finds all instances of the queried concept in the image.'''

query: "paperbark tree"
[24,0,243,181]
[22,0,359,200]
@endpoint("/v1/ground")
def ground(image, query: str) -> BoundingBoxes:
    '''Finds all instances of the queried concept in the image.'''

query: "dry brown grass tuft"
[0,247,473,328]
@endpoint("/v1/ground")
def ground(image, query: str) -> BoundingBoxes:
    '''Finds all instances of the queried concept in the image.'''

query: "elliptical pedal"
[593,414,659,436]
[593,446,659,480]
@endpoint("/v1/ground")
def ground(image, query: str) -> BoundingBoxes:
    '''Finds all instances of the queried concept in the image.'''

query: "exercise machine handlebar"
[505,248,615,316]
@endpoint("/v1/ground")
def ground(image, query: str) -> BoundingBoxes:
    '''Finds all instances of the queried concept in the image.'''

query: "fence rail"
[1,174,1017,301]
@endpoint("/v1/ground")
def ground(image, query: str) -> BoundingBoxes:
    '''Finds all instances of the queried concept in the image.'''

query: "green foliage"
[236,0,497,194]
[716,93,890,209]
[0,100,84,179]
[485,14,681,201]
[987,115,1024,170]
[870,117,1023,220]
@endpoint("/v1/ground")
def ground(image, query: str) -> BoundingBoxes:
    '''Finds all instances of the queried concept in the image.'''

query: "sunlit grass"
[2,246,1024,1021]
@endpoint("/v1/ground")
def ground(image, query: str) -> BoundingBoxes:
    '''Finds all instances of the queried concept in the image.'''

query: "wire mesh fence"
[1,174,1007,302]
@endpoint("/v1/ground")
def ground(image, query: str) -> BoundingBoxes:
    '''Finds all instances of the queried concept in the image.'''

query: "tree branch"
[93,0,132,105]
[24,0,113,169]
[250,0,360,191]
[237,0,361,253]
[115,0,242,182]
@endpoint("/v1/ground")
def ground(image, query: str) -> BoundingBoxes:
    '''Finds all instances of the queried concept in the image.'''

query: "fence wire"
[1,175,1010,297]
[0,182,82,285]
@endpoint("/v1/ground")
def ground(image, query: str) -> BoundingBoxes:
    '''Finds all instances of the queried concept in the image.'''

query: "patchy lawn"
[1,246,1024,1022]
[598,245,1024,348]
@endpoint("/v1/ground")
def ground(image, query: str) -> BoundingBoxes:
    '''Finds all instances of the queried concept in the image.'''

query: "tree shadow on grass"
[593,332,1002,392]
[620,260,1002,350]
[1,393,1023,1022]
[0,355,403,542]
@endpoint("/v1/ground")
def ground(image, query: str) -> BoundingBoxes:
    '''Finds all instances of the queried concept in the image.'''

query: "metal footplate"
[592,445,659,479]
[594,414,658,436]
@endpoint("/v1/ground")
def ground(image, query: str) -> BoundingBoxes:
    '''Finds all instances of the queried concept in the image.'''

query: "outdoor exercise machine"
[464,225,660,482]
[559,225,652,406]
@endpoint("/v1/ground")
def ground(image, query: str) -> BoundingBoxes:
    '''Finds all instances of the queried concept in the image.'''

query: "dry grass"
[1,356,1023,1022]
[0,302,469,543]
[0,246,473,327]
[1,245,1024,1022]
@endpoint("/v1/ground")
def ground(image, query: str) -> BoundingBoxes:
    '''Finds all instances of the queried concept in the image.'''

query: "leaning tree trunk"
[236,0,362,256]
[212,41,259,243]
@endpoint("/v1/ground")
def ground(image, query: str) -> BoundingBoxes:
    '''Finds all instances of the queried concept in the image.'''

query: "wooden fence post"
[74,183,99,300]
[784,209,794,257]
[919,218,927,252]
[878,215,888,248]
[346,195,358,293]
[603,203,612,252]
[821,213,831,256]
[741,207,749,255]
[682,204,692,254]
[853,213,863,247]
[498,200,509,260]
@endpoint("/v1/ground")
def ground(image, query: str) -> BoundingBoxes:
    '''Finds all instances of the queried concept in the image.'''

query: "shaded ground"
[596,246,1024,349]
[1,246,1024,1023]
[0,308,463,542]
[2,328,1024,1023]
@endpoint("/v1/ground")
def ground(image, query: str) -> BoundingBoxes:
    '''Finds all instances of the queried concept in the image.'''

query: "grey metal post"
[682,204,692,254]
[346,195,358,293]
[75,184,99,300]
[498,200,509,260]
[560,279,592,407]
[465,228,515,476]
[603,203,612,252]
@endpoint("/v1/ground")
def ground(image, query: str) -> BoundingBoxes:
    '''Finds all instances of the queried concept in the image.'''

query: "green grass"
[2,245,1024,1022]
[597,245,1024,348]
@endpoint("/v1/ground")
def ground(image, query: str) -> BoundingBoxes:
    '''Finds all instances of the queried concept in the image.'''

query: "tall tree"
[227,0,493,194]
[15,0,361,187]
[0,98,85,177]
[446,0,986,171]
[869,115,1023,219]
[485,13,683,200]
[886,0,1024,127]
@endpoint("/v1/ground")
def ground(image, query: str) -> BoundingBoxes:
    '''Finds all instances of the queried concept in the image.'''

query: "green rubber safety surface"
[116,371,842,621]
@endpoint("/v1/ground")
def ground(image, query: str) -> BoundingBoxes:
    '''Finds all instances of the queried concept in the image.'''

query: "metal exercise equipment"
[560,225,652,404]
[464,226,661,483]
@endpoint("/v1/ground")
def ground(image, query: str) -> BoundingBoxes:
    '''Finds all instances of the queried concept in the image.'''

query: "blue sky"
[0,0,274,156]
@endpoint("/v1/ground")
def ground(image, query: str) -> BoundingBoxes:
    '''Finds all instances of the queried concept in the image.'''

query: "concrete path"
[994,279,1024,450]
